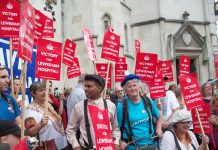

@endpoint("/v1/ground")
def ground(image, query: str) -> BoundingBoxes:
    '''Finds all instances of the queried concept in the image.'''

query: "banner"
[67,57,81,79]
[215,55,218,78]
[180,55,190,76]
[157,60,174,82]
[18,1,35,62]
[63,39,76,66]
[34,9,47,44]
[101,30,120,61]
[116,57,126,65]
[134,40,140,55]
[35,39,62,80]
[115,64,127,82]
[82,27,96,61]
[88,105,114,150]
[42,12,54,38]
[0,38,39,102]
[179,75,204,110]
[192,104,212,134]
[149,71,166,99]
[96,63,112,88]
[135,53,157,82]
[0,0,20,38]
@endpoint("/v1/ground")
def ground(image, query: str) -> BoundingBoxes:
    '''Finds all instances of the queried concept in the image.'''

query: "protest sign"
[34,9,47,44]
[18,1,35,62]
[82,27,96,61]
[63,39,76,66]
[0,0,20,38]
[96,63,112,88]
[180,55,190,76]
[42,12,54,38]
[134,40,140,55]
[115,64,127,82]
[101,30,120,61]
[157,60,174,82]
[88,105,114,150]
[215,55,218,78]
[192,104,212,134]
[12,37,19,50]
[179,75,204,110]
[67,57,81,79]
[149,71,166,99]
[36,39,62,80]
[135,53,157,82]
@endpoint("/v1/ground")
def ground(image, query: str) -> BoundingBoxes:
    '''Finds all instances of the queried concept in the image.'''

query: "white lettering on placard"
[97,124,108,130]
[99,146,113,150]
[38,61,60,68]
[96,138,113,144]
[41,52,58,58]
[2,11,17,16]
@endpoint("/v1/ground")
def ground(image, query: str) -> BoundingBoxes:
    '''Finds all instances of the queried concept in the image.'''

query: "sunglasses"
[180,121,192,125]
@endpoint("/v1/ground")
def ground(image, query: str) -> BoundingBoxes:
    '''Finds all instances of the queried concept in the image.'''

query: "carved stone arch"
[167,21,208,61]
[102,12,112,31]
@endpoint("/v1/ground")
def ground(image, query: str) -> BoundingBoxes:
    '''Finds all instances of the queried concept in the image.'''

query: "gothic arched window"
[103,13,112,31]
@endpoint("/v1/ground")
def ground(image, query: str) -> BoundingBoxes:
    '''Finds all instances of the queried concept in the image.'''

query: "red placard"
[34,9,47,44]
[63,39,76,66]
[101,31,120,61]
[82,27,96,61]
[88,105,114,150]
[18,1,35,62]
[135,53,158,82]
[149,71,166,99]
[157,60,174,82]
[12,37,19,50]
[192,104,212,134]
[35,39,62,80]
[42,12,54,38]
[116,57,126,65]
[134,40,140,55]
[179,75,204,110]
[115,64,127,82]
[67,58,81,79]
[215,55,218,78]
[0,0,20,38]
[96,63,112,88]
[180,55,190,76]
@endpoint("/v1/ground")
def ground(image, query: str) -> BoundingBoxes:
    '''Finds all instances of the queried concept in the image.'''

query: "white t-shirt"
[160,130,199,150]
[160,90,180,121]
[25,106,67,149]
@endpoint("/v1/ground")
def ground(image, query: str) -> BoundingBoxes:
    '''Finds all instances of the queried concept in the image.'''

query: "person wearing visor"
[117,74,162,150]
[160,109,209,150]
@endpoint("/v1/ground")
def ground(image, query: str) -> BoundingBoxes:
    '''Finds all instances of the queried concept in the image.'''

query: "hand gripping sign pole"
[20,61,27,139]
[195,108,209,150]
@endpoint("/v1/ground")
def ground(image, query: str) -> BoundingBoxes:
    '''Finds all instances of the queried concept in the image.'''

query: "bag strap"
[84,99,108,149]
[84,99,93,149]
[168,130,181,150]
[141,96,153,136]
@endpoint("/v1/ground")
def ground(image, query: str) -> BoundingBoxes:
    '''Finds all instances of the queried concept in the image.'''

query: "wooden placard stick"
[195,108,209,150]
[9,38,14,97]
[20,61,27,139]
[103,60,110,99]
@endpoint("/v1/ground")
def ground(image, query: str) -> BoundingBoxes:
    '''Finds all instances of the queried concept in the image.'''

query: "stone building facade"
[30,0,218,89]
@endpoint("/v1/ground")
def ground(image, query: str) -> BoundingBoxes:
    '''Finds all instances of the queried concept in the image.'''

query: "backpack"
[120,95,153,143]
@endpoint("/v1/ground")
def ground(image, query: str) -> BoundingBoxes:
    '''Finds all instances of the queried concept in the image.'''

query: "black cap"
[85,74,105,89]
[0,121,21,138]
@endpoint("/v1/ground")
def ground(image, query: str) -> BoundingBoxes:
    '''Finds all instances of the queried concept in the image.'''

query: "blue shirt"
[0,94,21,121]
[117,96,160,149]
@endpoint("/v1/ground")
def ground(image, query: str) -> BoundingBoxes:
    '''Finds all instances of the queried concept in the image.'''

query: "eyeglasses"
[180,121,192,125]
[116,90,123,92]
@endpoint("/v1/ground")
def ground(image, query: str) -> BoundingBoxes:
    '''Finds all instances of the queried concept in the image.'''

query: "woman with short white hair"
[160,109,209,150]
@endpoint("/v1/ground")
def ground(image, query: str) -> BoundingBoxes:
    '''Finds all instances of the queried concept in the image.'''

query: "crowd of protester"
[0,65,218,149]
